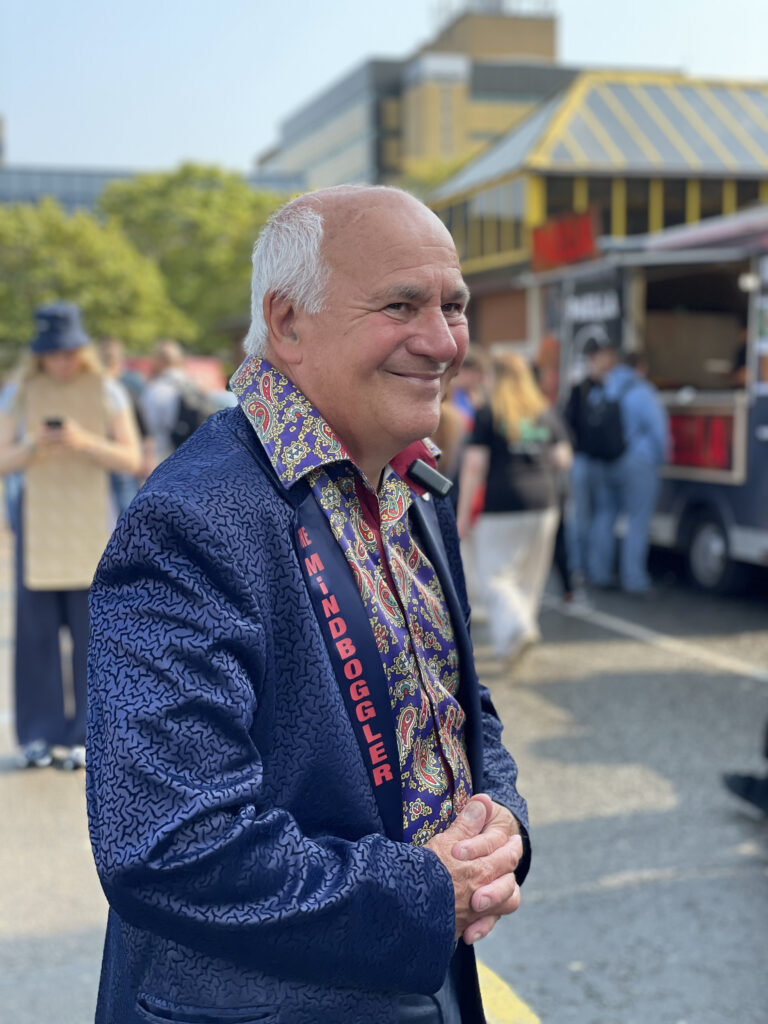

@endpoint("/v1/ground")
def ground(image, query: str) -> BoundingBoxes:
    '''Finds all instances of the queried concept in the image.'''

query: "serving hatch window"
[642,263,748,391]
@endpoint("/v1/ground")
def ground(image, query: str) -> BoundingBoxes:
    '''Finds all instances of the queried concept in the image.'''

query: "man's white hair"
[243,184,418,356]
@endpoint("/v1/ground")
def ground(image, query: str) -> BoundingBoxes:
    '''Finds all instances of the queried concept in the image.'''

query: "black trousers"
[397,959,463,1023]
[14,531,89,748]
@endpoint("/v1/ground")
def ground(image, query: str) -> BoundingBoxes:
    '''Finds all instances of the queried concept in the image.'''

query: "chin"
[397,411,441,447]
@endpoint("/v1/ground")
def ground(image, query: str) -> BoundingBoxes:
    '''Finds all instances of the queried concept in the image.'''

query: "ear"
[263,291,303,366]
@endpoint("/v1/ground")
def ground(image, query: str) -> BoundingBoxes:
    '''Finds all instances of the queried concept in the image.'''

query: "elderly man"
[87,186,530,1024]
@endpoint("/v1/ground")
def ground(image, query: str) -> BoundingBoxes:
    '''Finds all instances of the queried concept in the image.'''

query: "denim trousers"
[14,529,89,747]
[588,454,660,592]
[565,452,597,577]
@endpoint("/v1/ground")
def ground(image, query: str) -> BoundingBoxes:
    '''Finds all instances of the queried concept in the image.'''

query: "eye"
[442,302,465,318]
[383,302,413,317]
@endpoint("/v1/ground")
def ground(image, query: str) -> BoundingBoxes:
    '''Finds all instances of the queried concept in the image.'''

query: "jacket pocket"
[136,995,278,1024]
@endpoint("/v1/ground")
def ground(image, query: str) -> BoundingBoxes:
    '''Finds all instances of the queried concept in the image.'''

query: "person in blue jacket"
[87,185,530,1024]
[585,340,669,594]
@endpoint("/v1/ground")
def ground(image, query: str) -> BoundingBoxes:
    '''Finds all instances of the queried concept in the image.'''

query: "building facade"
[429,70,768,346]
[257,6,577,188]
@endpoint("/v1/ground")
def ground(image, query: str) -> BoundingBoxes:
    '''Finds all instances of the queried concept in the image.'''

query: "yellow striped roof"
[432,71,768,201]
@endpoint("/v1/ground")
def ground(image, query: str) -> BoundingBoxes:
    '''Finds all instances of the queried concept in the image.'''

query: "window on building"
[626,178,650,235]
[587,177,612,236]
[380,98,401,131]
[440,87,455,158]
[499,178,524,252]
[380,136,401,172]
[468,189,495,259]
[452,202,468,261]
[663,179,687,229]
[545,176,574,219]
[737,179,760,210]
[700,180,723,220]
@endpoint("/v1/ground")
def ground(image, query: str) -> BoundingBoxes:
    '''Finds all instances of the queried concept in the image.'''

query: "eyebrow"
[372,283,471,306]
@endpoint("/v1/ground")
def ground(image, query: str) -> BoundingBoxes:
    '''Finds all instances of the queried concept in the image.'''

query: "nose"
[408,306,461,366]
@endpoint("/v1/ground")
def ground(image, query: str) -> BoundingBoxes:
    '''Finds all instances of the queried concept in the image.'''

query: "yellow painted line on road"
[478,960,540,1024]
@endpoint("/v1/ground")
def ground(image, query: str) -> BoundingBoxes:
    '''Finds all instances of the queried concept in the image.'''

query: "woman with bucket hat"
[0,302,142,769]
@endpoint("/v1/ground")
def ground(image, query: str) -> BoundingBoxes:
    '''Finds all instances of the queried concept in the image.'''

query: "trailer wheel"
[686,515,741,593]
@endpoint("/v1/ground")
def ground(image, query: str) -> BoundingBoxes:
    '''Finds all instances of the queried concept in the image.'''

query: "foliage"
[99,164,284,354]
[0,199,194,368]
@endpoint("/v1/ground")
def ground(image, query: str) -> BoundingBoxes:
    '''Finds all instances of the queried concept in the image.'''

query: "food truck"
[522,206,768,591]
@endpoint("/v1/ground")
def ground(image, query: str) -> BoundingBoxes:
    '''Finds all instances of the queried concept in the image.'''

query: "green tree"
[99,164,283,353]
[0,198,194,368]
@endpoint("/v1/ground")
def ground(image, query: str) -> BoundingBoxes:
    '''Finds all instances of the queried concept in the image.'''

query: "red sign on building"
[532,209,599,272]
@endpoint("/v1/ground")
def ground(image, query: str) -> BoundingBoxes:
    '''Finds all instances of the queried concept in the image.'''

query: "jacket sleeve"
[86,489,455,994]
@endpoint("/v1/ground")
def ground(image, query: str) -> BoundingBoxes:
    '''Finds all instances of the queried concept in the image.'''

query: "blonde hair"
[13,345,104,410]
[490,351,549,442]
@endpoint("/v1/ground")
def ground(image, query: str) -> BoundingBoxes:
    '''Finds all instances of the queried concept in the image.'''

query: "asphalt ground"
[477,561,768,1024]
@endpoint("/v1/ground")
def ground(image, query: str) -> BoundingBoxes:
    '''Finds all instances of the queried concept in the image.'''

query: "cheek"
[451,326,470,370]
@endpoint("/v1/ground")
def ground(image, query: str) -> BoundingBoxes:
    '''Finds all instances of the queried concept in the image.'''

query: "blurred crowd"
[2,299,766,818]
[0,299,672,770]
[0,303,234,770]
[434,336,668,663]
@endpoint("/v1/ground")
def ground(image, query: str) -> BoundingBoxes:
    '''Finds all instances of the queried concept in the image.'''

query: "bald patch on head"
[309,187,457,269]
[315,187,454,244]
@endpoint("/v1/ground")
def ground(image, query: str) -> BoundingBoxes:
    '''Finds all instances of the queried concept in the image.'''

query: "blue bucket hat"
[30,302,91,354]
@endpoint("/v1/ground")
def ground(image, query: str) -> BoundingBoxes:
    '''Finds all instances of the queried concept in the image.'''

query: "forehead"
[323,197,465,297]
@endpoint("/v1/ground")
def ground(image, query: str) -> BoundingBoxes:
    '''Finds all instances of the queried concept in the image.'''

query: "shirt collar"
[230,356,440,490]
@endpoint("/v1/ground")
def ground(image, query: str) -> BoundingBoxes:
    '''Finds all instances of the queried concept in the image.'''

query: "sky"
[2,0,768,173]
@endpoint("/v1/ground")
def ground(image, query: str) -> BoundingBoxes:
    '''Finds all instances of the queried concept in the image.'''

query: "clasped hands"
[425,793,523,946]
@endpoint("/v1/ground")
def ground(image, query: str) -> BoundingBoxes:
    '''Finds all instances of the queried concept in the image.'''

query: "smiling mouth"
[389,371,444,385]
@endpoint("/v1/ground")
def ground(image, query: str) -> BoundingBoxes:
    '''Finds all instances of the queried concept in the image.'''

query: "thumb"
[452,794,492,839]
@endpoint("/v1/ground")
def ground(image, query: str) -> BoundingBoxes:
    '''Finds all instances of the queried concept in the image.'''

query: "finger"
[462,914,499,945]
[471,871,520,915]
[461,836,522,897]
[452,829,522,864]
[448,795,493,842]
[482,885,522,923]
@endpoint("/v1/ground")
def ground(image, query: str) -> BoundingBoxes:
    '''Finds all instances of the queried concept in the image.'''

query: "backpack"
[580,377,636,461]
[169,383,217,450]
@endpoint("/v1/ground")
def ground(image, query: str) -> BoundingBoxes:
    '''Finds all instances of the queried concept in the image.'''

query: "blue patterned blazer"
[87,406,529,1024]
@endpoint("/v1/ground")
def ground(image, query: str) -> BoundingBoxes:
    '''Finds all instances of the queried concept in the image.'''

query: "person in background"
[87,185,529,1024]
[730,340,748,389]
[139,338,189,466]
[450,343,488,433]
[586,341,668,595]
[562,339,601,595]
[449,345,490,603]
[457,351,572,661]
[431,384,465,509]
[0,303,141,770]
[624,350,649,379]
[98,336,151,513]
